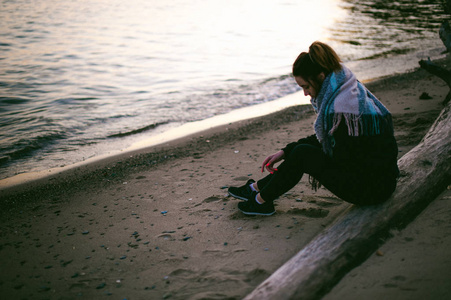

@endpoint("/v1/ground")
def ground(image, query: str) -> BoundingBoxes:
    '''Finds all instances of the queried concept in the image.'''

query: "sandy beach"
[0,60,449,299]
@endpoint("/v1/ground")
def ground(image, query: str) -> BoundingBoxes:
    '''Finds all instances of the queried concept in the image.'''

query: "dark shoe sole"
[228,190,249,201]
[237,200,276,216]
[238,208,275,216]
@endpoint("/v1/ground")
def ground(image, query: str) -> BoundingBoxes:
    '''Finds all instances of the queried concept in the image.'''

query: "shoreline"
[0,92,309,191]
[0,101,317,208]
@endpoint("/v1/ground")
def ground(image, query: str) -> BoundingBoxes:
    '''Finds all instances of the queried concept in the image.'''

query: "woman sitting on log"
[228,41,400,216]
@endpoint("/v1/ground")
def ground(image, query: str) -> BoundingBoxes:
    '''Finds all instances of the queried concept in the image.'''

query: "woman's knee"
[285,144,328,172]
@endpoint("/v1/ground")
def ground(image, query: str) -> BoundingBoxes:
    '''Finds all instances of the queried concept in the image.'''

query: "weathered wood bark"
[244,101,451,300]
[419,58,451,105]
[439,20,451,52]
[421,0,451,104]
[444,0,451,14]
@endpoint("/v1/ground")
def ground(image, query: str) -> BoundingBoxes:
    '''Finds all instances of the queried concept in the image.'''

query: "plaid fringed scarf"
[311,64,394,156]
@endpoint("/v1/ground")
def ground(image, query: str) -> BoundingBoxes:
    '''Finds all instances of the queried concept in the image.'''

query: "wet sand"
[0,61,448,299]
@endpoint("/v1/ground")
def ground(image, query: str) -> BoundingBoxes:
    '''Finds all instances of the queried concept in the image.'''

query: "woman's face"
[295,76,317,98]
[294,73,325,98]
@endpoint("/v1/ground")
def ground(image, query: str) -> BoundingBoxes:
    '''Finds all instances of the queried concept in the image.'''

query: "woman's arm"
[261,134,320,174]
[281,134,320,157]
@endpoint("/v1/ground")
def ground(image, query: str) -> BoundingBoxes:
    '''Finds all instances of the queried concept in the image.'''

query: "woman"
[228,41,399,216]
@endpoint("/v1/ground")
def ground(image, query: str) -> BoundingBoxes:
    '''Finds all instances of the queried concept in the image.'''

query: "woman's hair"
[292,41,342,85]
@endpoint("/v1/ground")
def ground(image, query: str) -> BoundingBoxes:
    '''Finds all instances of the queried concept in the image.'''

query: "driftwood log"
[419,58,451,105]
[421,0,451,105]
[244,101,451,299]
[439,20,451,53]
[439,0,451,52]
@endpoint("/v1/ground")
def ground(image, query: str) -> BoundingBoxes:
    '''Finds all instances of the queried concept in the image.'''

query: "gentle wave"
[108,122,170,138]
[1,131,66,164]
[0,97,31,105]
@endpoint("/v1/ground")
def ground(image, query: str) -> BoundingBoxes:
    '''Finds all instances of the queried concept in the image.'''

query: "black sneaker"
[228,179,255,201]
[238,192,275,216]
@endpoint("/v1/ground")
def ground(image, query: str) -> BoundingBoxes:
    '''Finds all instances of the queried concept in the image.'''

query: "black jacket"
[282,122,399,181]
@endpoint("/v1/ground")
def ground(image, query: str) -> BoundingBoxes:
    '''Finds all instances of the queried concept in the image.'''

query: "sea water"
[0,0,448,180]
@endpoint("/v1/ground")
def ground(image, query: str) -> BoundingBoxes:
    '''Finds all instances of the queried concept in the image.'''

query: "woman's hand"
[261,150,285,174]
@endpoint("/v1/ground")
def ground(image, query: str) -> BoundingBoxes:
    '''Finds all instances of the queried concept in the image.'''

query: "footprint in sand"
[157,233,174,240]
[287,207,329,218]
[313,200,342,208]
[300,196,343,208]
[233,176,252,181]
[203,196,223,203]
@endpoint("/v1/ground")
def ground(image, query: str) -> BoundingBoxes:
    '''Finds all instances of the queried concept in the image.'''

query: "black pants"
[257,144,397,205]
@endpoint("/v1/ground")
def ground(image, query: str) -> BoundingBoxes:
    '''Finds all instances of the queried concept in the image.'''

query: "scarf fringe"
[329,113,393,137]
[309,175,322,191]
